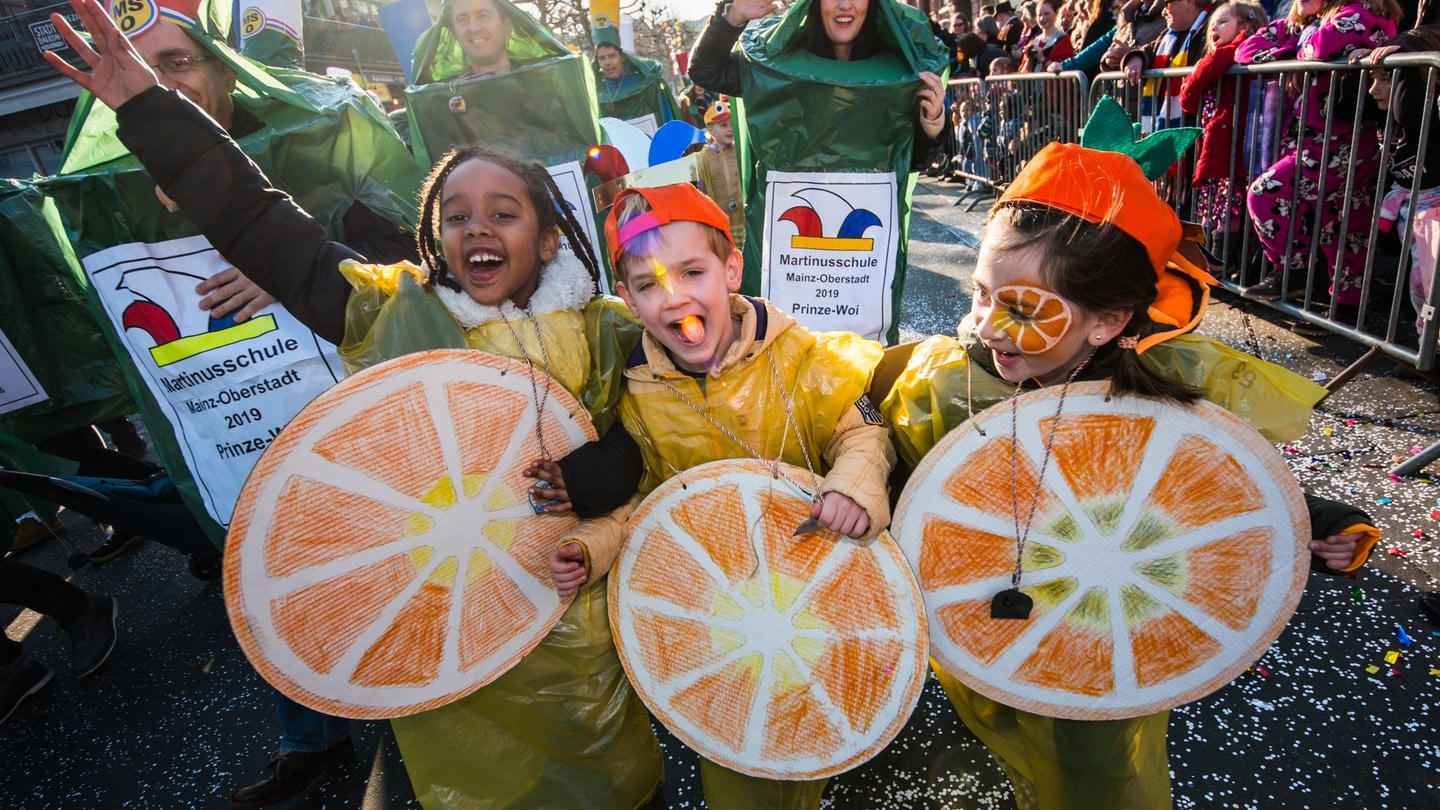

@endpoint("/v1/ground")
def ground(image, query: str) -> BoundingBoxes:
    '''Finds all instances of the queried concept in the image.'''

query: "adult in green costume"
[41,0,422,547]
[688,0,948,344]
[593,29,680,135]
[406,0,611,282]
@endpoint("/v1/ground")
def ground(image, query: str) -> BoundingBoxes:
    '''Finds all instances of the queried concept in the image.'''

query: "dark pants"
[0,559,87,665]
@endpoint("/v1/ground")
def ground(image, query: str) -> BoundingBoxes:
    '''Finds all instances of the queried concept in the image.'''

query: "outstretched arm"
[44,0,159,109]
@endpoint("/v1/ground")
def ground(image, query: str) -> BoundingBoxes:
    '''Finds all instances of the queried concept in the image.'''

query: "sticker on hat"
[109,0,202,36]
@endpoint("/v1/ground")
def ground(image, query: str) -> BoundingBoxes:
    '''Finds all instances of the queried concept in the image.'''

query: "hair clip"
[1117,335,1139,349]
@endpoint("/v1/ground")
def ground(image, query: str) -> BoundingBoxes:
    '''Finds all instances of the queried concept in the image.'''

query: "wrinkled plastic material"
[623,326,883,496]
[41,43,423,547]
[596,53,680,126]
[732,0,947,343]
[387,524,663,810]
[406,0,602,167]
[0,180,134,444]
[882,332,1325,470]
[338,262,656,806]
[337,262,640,434]
[698,760,827,810]
[933,666,1172,810]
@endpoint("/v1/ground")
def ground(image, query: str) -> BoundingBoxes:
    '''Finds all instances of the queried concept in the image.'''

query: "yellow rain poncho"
[337,258,663,809]
[881,329,1325,809]
[616,295,894,810]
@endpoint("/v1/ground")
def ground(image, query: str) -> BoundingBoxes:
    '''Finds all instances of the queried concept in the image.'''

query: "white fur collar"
[432,252,595,329]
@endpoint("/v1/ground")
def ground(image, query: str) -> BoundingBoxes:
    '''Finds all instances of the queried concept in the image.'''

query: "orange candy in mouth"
[679,315,706,344]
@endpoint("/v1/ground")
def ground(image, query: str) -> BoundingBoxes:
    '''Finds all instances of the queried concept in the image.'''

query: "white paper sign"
[0,327,48,415]
[81,235,344,527]
[547,160,610,294]
[760,171,900,342]
[623,113,659,138]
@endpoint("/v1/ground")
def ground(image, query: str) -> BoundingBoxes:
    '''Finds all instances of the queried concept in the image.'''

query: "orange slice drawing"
[225,349,596,719]
[892,382,1310,721]
[610,459,929,780]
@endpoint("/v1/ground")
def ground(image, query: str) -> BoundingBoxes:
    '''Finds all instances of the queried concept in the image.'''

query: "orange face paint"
[983,283,1075,354]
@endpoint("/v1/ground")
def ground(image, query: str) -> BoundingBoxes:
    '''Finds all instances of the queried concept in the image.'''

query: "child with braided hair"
[45,1,664,805]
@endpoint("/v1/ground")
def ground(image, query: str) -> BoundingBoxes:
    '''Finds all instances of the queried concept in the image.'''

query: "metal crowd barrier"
[943,55,1440,472]
[1091,56,1440,390]
[942,71,1087,210]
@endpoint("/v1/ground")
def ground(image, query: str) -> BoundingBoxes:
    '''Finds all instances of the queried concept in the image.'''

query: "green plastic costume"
[881,331,1325,809]
[339,260,664,810]
[592,30,679,132]
[39,2,423,545]
[0,179,134,445]
[729,0,947,344]
[406,0,602,167]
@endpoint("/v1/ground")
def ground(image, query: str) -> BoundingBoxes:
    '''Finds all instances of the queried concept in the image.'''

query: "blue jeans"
[274,688,350,753]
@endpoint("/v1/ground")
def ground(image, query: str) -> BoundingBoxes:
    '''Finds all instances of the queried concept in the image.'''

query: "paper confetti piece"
[1379,497,1394,505]
[1384,650,1401,664]
[1396,626,1413,646]
[1366,665,1381,674]
[1351,586,1365,602]
[1430,668,1440,676]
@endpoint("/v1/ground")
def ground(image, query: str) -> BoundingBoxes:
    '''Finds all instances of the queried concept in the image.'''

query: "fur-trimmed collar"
[432,252,595,329]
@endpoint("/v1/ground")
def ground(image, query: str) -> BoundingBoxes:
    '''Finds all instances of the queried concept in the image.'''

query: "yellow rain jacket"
[880,330,1328,810]
[615,294,895,810]
[338,257,664,809]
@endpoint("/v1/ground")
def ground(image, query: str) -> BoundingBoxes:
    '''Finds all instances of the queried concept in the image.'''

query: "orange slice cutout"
[611,459,928,780]
[226,350,596,719]
[893,382,1310,721]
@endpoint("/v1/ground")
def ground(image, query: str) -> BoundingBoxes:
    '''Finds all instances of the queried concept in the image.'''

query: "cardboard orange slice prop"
[225,349,595,719]
[892,382,1310,721]
[610,458,929,780]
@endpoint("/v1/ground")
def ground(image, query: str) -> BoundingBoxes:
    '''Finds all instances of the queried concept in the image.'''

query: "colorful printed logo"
[778,188,882,251]
[101,261,278,367]
[108,0,201,36]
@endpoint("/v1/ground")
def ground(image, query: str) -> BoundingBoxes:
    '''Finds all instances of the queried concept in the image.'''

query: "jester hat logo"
[778,188,883,252]
[109,0,203,36]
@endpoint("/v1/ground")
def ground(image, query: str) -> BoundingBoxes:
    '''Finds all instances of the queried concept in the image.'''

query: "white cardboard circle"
[225,349,595,719]
[892,382,1310,720]
[610,458,929,780]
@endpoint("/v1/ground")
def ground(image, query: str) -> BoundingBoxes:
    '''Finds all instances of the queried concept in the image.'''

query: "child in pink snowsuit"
[1238,0,1399,304]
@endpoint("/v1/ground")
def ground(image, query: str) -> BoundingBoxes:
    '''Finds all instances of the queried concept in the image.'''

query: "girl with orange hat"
[881,117,1380,807]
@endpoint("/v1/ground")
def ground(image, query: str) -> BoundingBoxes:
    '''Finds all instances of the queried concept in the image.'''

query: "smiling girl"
[882,139,1380,808]
[44,0,664,806]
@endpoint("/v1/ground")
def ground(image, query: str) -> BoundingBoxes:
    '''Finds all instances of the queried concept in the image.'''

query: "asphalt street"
[3,176,1438,809]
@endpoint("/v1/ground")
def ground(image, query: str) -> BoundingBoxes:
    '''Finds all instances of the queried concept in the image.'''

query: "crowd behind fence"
[942,54,1440,381]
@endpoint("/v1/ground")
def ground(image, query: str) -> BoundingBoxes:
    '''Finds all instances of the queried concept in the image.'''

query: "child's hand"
[196,267,276,324]
[811,493,870,539]
[549,542,588,598]
[523,459,571,514]
[1310,532,1364,570]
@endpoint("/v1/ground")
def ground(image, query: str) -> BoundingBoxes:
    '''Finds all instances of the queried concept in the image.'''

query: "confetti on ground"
[1396,626,1413,646]
[1385,650,1402,664]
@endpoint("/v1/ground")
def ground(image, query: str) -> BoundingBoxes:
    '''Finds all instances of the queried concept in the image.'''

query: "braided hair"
[415,144,602,293]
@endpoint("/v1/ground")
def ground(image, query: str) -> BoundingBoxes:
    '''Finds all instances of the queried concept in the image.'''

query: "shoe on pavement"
[59,595,118,678]
[0,654,53,727]
[230,738,357,809]
[87,531,144,565]
[9,516,65,553]
[1244,274,1305,301]
[1421,594,1440,626]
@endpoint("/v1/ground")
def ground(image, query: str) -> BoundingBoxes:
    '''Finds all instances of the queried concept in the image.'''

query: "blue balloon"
[648,121,705,167]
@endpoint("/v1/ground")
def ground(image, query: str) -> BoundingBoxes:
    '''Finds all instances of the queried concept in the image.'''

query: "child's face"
[970,224,1122,386]
[707,118,735,149]
[1368,68,1392,111]
[1208,9,1239,47]
[616,221,743,374]
[438,158,557,308]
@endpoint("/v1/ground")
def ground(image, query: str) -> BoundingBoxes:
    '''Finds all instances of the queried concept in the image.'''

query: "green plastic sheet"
[405,0,603,167]
[0,179,134,444]
[40,31,423,546]
[732,0,946,344]
[595,52,680,132]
